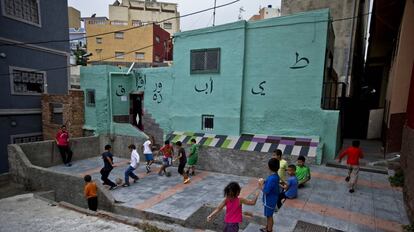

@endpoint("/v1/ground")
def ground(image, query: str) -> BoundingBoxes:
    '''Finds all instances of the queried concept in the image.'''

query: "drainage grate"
[293,221,344,232]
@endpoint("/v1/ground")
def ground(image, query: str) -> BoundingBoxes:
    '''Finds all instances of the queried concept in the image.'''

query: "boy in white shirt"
[123,144,140,187]
[142,136,154,173]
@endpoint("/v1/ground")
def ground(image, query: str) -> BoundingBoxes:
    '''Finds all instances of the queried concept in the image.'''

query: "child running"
[259,158,280,232]
[338,140,364,193]
[100,144,117,190]
[186,139,199,176]
[277,164,298,209]
[122,144,140,187]
[84,175,98,211]
[158,140,174,176]
[142,135,154,173]
[207,182,260,232]
[174,141,190,184]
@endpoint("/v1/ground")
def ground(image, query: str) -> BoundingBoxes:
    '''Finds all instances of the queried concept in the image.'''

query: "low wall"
[401,125,414,223]
[193,145,316,178]
[18,136,100,168]
[7,144,114,211]
[100,134,147,161]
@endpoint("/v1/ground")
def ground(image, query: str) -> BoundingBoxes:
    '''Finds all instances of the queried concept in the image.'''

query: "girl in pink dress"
[207,182,260,232]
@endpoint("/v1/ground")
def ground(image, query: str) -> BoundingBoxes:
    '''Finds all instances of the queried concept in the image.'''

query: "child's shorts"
[178,162,186,175]
[163,157,172,167]
[144,153,154,161]
[223,223,239,232]
[264,205,276,217]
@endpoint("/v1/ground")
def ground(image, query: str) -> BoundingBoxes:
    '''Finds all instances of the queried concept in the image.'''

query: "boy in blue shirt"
[277,164,298,209]
[259,158,280,232]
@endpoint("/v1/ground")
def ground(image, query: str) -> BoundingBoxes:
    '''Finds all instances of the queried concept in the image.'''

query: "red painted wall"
[153,25,172,62]
[407,63,414,129]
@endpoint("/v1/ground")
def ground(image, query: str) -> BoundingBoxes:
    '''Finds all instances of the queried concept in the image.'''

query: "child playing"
[277,164,298,209]
[258,158,280,232]
[296,155,311,188]
[338,140,364,193]
[272,149,287,182]
[142,135,154,173]
[158,140,174,176]
[207,182,260,232]
[186,139,199,176]
[84,175,98,211]
[123,144,140,187]
[100,144,117,190]
[174,141,190,184]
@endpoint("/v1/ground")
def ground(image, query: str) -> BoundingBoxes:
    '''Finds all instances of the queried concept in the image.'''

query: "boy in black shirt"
[174,141,190,184]
[100,144,118,190]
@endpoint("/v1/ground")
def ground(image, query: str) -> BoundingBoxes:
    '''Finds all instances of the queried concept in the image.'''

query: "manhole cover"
[293,221,344,232]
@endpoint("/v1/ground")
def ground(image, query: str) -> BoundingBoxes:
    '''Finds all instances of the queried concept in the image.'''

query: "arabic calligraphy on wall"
[251,81,266,96]
[153,82,163,104]
[290,52,309,69]
[136,73,146,90]
[195,77,213,94]
[115,85,126,96]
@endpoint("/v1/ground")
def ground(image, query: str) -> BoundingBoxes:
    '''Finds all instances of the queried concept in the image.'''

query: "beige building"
[84,17,171,64]
[249,5,281,21]
[68,6,81,29]
[109,0,180,35]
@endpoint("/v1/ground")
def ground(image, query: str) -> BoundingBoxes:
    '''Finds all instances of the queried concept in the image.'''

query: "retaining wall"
[401,125,414,223]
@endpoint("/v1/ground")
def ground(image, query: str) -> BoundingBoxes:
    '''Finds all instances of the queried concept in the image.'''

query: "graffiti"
[136,74,146,90]
[289,52,310,69]
[115,85,126,96]
[153,82,163,104]
[251,81,266,96]
[195,77,213,94]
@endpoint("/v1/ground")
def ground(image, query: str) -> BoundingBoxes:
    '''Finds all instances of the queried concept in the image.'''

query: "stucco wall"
[401,126,414,223]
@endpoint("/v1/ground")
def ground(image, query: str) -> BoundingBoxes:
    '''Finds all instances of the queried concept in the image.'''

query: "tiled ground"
[48,158,409,232]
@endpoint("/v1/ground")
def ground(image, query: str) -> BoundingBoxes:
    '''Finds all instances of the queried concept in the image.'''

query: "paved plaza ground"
[46,156,409,232]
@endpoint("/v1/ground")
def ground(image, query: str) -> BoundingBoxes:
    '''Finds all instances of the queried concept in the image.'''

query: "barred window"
[10,67,46,95]
[86,89,95,106]
[2,0,41,26]
[163,22,172,29]
[135,52,145,60]
[202,115,214,131]
[114,32,124,39]
[191,48,220,74]
[115,51,124,59]
[11,133,43,144]
[96,37,102,44]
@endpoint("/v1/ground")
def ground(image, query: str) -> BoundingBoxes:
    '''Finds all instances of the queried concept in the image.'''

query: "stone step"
[243,223,263,232]
[325,161,388,174]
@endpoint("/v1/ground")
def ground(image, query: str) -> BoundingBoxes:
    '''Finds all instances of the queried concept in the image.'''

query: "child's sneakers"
[345,176,350,182]
[183,177,191,184]
[349,188,355,193]
[146,165,151,173]
[109,185,118,190]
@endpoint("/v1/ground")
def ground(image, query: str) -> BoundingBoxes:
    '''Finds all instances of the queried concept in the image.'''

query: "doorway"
[130,93,144,131]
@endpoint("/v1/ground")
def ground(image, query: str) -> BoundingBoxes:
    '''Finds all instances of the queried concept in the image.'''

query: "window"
[96,37,102,44]
[163,22,172,29]
[114,32,124,39]
[190,48,220,74]
[10,66,46,95]
[135,52,145,60]
[1,0,41,26]
[86,89,95,106]
[155,36,160,43]
[11,133,43,144]
[202,115,214,131]
[111,20,127,26]
[95,49,102,54]
[132,20,142,27]
[50,103,63,124]
[115,51,124,59]
[155,55,160,62]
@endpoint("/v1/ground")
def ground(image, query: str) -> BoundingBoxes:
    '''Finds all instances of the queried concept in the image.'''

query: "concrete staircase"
[142,112,164,145]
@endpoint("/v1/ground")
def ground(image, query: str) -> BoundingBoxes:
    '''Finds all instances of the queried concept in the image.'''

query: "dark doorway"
[130,93,144,131]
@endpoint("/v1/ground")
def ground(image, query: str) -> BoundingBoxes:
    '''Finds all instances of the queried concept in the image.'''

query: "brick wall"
[41,90,84,140]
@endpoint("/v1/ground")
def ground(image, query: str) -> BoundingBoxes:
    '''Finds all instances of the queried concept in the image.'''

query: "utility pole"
[213,0,217,26]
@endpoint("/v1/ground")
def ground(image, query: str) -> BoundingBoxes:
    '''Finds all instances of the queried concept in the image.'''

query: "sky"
[68,0,281,31]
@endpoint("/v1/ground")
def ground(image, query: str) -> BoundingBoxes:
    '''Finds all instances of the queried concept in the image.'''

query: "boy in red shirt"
[338,140,364,193]
[158,140,174,176]
[56,125,73,167]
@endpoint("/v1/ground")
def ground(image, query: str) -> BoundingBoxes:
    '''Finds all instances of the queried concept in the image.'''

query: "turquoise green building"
[81,9,339,163]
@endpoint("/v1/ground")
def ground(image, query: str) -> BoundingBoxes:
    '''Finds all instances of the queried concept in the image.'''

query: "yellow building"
[109,0,180,35]
[84,17,171,64]
[68,6,81,29]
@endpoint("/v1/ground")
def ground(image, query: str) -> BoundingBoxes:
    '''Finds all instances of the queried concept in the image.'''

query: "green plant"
[402,224,414,232]
[389,169,404,187]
